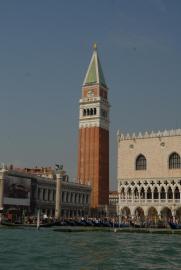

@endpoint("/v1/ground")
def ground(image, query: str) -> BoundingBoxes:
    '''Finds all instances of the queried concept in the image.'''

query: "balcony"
[119,198,181,205]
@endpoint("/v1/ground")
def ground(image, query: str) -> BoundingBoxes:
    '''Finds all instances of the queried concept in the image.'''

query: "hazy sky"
[0,0,181,189]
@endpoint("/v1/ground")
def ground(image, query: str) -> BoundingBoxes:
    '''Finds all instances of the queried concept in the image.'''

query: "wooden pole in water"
[37,209,40,230]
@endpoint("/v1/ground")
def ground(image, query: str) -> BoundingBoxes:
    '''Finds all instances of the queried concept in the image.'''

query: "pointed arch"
[160,207,172,222]
[136,154,147,170]
[174,186,180,200]
[120,187,125,199]
[140,187,145,199]
[147,207,159,222]
[167,186,173,199]
[134,187,139,199]
[160,186,166,199]
[135,207,145,221]
[147,186,152,199]
[169,152,181,169]
[153,187,159,199]
[176,207,181,222]
[127,187,132,199]
[121,207,131,217]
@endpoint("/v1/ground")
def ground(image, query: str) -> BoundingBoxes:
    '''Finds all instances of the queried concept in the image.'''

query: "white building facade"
[117,129,181,222]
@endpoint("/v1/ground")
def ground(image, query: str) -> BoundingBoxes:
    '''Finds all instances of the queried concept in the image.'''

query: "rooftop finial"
[93,43,97,50]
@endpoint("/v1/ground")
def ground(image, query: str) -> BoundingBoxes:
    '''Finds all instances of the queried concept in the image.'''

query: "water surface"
[0,228,180,270]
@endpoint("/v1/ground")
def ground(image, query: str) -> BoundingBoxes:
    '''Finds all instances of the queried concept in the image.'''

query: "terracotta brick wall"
[78,127,109,208]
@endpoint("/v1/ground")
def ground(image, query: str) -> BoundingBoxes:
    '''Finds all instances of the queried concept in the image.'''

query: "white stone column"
[119,192,121,204]
[0,168,6,210]
[0,166,7,223]
[166,192,168,203]
[145,190,147,204]
[151,192,154,203]
[125,190,127,203]
[172,210,176,223]
[131,209,135,222]
[55,172,62,220]
[158,191,161,204]
[40,189,43,201]
[157,210,161,221]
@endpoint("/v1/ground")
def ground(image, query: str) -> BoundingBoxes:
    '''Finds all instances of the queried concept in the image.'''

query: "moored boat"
[168,222,181,229]
[1,220,58,228]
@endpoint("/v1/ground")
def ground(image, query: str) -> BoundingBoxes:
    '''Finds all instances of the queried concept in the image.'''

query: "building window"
[48,190,51,201]
[53,190,55,201]
[38,188,41,200]
[169,152,181,169]
[43,189,46,200]
[136,154,146,170]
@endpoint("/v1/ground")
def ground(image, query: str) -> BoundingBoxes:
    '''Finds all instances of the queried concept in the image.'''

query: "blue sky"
[0,0,181,189]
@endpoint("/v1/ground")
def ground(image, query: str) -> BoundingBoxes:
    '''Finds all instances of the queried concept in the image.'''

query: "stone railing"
[119,198,181,205]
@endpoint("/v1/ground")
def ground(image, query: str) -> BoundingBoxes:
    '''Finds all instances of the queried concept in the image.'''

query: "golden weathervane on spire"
[93,43,97,50]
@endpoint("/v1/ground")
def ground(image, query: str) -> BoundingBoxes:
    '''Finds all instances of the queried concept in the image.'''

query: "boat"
[1,220,58,228]
[168,222,181,229]
[114,223,129,228]
[130,221,145,228]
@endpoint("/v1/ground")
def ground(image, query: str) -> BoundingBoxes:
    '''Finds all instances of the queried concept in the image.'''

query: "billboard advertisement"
[3,176,31,206]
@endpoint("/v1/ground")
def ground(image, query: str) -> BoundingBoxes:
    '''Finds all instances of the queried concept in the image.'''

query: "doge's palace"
[117,129,181,222]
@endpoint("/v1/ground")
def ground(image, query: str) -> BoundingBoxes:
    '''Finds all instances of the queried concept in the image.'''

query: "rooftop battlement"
[117,128,181,141]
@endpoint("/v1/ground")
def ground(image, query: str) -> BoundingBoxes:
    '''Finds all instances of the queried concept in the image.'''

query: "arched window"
[169,152,181,169]
[94,108,96,115]
[136,154,147,170]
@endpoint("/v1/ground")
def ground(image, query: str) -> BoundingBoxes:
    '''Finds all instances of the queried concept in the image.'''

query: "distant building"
[117,129,181,222]
[109,191,119,206]
[12,166,69,181]
[77,45,110,210]
[108,191,118,217]
[0,168,91,219]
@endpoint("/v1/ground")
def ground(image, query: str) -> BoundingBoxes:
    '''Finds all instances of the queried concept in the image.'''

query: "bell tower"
[77,44,110,209]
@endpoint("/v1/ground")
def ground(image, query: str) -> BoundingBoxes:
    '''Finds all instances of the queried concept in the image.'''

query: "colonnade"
[38,187,89,205]
[118,178,181,222]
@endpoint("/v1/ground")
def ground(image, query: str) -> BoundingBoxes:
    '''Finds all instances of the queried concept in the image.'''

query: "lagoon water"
[0,228,181,270]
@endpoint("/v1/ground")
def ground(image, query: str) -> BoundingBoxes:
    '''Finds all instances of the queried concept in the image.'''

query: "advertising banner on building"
[3,176,31,206]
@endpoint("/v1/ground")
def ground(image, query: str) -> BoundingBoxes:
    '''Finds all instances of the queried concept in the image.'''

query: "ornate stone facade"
[0,169,91,218]
[117,129,181,222]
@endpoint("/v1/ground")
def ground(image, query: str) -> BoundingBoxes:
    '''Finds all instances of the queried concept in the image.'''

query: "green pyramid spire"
[83,44,107,88]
